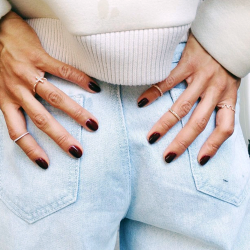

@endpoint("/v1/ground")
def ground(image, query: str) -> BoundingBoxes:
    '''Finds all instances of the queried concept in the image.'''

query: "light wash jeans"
[0,43,250,250]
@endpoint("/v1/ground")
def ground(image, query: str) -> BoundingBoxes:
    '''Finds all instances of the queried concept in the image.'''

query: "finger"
[35,78,98,132]
[163,92,218,163]
[1,104,49,169]
[138,61,192,107]
[38,53,101,93]
[147,78,205,144]
[197,100,236,166]
[21,92,83,159]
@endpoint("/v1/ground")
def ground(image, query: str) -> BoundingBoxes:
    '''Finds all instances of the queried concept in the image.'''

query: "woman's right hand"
[0,11,100,169]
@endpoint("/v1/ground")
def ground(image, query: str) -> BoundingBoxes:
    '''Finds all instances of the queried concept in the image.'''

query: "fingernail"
[89,82,101,93]
[138,98,149,108]
[86,119,98,131]
[35,158,48,169]
[199,155,210,166]
[69,146,82,158]
[165,152,176,163]
[149,132,160,144]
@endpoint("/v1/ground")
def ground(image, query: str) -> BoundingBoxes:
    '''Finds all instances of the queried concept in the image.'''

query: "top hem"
[27,18,189,85]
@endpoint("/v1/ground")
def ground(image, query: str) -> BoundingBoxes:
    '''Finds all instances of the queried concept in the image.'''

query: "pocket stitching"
[0,94,83,223]
[189,136,250,206]
[171,88,250,206]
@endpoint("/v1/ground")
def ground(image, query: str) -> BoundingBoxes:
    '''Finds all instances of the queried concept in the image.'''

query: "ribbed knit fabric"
[27,19,189,85]
[2,0,250,79]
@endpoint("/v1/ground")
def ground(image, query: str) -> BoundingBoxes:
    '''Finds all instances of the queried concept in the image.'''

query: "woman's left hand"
[137,33,241,166]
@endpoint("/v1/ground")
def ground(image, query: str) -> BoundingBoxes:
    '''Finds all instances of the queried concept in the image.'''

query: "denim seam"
[0,159,79,223]
[0,193,75,221]
[190,143,249,206]
[191,128,250,206]
[0,95,82,223]
[116,85,132,212]
[170,89,249,206]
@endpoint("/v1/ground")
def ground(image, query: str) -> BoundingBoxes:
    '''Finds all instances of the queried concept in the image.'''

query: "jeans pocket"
[0,95,83,223]
[170,88,250,206]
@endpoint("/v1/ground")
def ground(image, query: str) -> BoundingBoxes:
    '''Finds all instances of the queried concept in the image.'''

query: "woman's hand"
[137,33,240,165]
[0,11,100,169]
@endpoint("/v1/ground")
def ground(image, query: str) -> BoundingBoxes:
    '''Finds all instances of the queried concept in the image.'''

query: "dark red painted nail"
[138,98,149,108]
[199,156,210,166]
[86,119,98,131]
[149,132,160,144]
[69,146,82,158]
[89,82,101,93]
[35,158,48,169]
[165,153,176,163]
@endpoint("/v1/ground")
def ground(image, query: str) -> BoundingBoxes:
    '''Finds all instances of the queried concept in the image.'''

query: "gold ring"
[169,109,181,121]
[217,104,235,112]
[152,84,163,97]
[33,76,47,93]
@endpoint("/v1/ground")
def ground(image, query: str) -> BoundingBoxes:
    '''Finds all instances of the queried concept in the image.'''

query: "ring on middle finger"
[168,109,181,121]
[216,104,235,112]
[33,76,47,93]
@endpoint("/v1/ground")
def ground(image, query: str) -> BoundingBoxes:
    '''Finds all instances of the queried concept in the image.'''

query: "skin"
[0,11,100,167]
[0,11,240,168]
[137,33,240,165]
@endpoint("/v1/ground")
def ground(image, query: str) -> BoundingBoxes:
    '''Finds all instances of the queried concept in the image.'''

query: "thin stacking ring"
[217,104,235,112]
[169,109,181,121]
[33,76,47,93]
[152,84,163,97]
[14,132,30,143]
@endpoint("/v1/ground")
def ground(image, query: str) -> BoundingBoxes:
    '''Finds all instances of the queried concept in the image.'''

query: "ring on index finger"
[152,84,164,97]
[33,76,47,93]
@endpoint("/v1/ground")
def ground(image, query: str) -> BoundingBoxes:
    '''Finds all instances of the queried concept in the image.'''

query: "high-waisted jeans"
[0,43,250,250]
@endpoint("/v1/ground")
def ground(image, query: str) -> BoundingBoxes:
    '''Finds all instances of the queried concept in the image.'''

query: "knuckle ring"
[33,76,47,93]
[216,104,235,112]
[152,84,163,97]
[13,132,30,143]
[168,109,181,121]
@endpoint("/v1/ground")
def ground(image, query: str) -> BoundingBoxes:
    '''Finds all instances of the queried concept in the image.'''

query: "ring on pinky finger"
[16,132,49,170]
[13,131,30,143]
[2,104,50,169]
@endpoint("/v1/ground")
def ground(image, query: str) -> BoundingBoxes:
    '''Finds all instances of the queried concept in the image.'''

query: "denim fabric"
[0,43,249,250]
